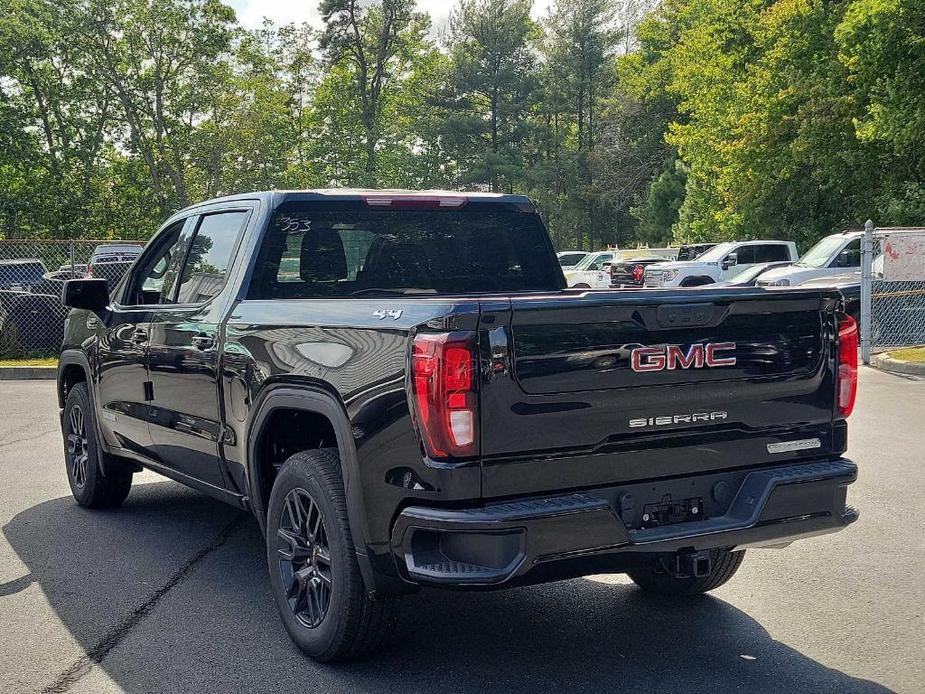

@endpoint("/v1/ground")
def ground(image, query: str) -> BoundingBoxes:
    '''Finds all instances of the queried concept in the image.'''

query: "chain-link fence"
[860,222,925,363]
[0,239,144,358]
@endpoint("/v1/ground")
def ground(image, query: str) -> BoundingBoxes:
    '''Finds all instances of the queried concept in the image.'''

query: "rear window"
[0,263,44,285]
[247,201,563,298]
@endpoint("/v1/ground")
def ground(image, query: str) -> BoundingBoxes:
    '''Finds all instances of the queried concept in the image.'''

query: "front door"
[146,208,251,488]
[95,219,193,457]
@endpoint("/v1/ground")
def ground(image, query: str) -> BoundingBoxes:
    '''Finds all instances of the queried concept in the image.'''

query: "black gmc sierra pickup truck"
[58,189,859,662]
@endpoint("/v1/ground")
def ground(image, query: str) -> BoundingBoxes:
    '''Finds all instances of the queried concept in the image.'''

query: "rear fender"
[246,384,378,595]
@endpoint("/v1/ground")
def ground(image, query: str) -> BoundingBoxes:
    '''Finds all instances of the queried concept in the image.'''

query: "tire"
[627,549,745,596]
[573,283,591,289]
[266,449,396,662]
[62,383,133,508]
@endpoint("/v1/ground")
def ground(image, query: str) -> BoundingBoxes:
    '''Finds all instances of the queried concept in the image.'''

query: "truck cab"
[644,240,798,287]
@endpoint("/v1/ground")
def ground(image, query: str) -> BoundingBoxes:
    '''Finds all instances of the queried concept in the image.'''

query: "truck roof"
[175,189,533,216]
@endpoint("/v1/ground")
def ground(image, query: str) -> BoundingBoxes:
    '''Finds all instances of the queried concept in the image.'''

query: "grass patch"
[890,347,925,363]
[0,357,58,368]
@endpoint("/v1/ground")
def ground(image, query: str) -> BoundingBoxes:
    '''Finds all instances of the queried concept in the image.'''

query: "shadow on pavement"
[4,481,890,694]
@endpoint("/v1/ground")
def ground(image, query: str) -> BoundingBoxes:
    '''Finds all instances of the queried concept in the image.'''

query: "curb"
[0,366,57,380]
[871,354,925,376]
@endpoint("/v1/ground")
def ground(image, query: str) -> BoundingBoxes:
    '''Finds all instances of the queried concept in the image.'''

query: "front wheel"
[627,549,745,596]
[62,383,133,508]
[266,449,396,662]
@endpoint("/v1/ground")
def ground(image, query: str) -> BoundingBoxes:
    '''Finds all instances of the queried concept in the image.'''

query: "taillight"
[838,314,858,417]
[411,332,478,458]
[86,264,94,277]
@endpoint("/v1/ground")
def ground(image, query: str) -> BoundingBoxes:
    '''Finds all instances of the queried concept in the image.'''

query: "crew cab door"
[146,207,251,488]
[95,219,194,457]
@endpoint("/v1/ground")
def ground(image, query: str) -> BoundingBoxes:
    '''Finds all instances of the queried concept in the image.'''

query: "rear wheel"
[266,449,396,662]
[627,549,745,596]
[63,383,133,508]
[573,283,591,289]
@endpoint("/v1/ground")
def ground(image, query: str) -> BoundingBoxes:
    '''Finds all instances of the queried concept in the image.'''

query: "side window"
[831,239,860,268]
[754,244,791,263]
[125,221,191,305]
[174,211,248,304]
[732,246,755,264]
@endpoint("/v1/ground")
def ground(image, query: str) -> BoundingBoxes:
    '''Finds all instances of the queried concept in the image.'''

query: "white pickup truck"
[644,240,798,287]
[563,250,615,288]
[757,231,861,286]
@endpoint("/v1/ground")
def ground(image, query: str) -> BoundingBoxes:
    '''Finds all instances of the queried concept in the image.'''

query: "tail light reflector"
[838,314,858,417]
[411,332,478,458]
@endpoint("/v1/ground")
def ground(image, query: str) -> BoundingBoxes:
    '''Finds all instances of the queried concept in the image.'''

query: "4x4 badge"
[372,309,403,321]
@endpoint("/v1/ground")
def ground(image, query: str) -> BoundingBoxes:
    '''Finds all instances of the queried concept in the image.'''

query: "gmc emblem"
[631,342,737,372]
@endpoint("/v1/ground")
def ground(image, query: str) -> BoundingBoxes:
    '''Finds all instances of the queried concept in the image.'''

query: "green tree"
[319,0,429,185]
[443,0,537,192]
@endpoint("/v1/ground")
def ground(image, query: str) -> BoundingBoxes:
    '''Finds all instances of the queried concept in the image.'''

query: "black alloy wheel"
[277,488,333,628]
[62,382,133,508]
[66,404,90,489]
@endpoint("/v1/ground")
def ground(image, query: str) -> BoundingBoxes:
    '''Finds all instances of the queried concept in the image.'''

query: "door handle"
[131,328,148,344]
[191,333,215,350]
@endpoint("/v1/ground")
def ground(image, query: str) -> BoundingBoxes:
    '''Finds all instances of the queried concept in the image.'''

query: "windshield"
[797,236,849,268]
[573,252,611,270]
[734,263,778,283]
[247,201,564,298]
[694,242,736,263]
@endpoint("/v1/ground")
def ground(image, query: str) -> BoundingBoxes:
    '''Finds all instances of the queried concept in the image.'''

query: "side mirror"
[62,278,110,312]
[722,253,738,270]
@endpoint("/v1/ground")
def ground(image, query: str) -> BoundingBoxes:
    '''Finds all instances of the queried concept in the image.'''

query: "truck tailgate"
[478,288,844,498]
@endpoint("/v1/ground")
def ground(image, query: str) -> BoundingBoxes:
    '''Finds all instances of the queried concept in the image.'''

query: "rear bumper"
[389,458,857,588]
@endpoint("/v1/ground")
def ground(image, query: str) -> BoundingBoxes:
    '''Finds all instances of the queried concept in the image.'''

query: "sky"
[225,0,544,33]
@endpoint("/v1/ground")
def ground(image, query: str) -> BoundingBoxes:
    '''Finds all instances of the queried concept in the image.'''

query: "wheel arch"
[246,384,376,592]
[58,349,92,409]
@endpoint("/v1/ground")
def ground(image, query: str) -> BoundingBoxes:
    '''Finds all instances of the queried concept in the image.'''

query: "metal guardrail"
[0,239,143,357]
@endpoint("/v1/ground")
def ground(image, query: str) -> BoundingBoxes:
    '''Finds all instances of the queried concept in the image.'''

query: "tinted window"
[126,221,190,305]
[732,246,755,264]
[175,211,247,304]
[754,244,791,262]
[248,202,562,298]
[831,239,860,268]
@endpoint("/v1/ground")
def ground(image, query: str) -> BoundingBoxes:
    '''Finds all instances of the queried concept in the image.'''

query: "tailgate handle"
[656,303,714,328]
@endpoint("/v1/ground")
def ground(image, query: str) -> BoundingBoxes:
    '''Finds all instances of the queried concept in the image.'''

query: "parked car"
[88,243,144,264]
[0,290,68,353]
[87,259,135,287]
[797,255,884,323]
[676,243,717,261]
[58,189,858,662]
[0,259,48,291]
[58,262,89,274]
[758,231,861,286]
[563,250,615,287]
[609,256,666,288]
[714,261,794,287]
[556,250,588,270]
[644,240,799,287]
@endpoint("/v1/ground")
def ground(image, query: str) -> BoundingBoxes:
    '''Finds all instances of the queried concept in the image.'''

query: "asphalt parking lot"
[1,369,923,694]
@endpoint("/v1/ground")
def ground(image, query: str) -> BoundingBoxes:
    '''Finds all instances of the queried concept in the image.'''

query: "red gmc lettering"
[631,347,666,372]
[631,343,737,372]
[666,344,705,369]
[705,342,737,367]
